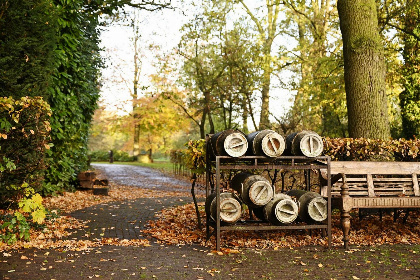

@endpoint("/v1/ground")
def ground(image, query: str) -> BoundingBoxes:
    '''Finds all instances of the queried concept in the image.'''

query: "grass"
[92,160,174,174]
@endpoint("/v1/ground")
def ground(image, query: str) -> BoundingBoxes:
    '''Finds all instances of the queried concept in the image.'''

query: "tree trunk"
[199,109,207,139]
[133,123,140,161]
[242,95,249,133]
[400,0,420,139]
[238,0,280,130]
[337,0,390,139]
[148,148,153,163]
[259,65,271,130]
[132,19,141,160]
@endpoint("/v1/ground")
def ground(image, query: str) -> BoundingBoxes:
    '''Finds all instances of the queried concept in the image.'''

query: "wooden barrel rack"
[205,135,332,251]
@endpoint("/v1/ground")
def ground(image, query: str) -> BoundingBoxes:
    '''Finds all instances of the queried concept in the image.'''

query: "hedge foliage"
[1,0,102,195]
[0,96,51,205]
[88,150,134,162]
[170,139,206,174]
[323,137,420,161]
[173,137,420,173]
[42,0,102,195]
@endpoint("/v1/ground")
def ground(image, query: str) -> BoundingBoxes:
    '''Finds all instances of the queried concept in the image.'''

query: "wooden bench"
[320,161,420,249]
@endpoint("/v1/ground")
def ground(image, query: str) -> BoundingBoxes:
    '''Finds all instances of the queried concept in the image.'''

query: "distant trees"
[399,0,420,139]
[282,0,347,137]
[234,0,283,129]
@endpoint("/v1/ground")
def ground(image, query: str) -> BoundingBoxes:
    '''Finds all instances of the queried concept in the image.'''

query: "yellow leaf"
[32,193,43,205]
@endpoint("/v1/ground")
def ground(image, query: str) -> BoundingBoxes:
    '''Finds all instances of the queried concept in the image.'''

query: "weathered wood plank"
[367,174,375,197]
[413,173,420,196]
[352,197,420,208]
[330,161,420,175]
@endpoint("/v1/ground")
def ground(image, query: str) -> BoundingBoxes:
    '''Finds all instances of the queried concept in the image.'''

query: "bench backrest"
[329,161,420,175]
[322,161,420,197]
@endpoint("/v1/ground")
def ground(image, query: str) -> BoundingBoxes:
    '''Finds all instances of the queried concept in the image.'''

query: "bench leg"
[341,210,351,250]
[403,209,410,223]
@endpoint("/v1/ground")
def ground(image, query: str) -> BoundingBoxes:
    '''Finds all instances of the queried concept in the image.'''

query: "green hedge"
[0,96,51,206]
[89,150,134,162]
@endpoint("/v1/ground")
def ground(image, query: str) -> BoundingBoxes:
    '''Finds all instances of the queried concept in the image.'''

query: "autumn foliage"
[145,202,420,249]
[0,96,52,205]
[323,137,420,161]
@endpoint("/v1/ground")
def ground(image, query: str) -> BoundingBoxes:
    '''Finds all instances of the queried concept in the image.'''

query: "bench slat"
[367,174,375,197]
[413,174,420,196]
[330,161,420,175]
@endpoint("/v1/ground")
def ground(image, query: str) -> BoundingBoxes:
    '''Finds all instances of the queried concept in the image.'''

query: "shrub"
[88,150,134,162]
[0,96,49,244]
[171,140,206,175]
[0,96,51,206]
[113,150,134,162]
[324,137,420,161]
[88,150,109,162]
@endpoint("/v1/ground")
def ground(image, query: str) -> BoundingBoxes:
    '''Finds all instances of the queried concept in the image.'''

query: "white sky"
[98,1,295,127]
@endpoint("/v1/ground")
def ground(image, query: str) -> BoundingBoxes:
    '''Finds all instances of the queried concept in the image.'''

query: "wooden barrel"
[231,172,274,208]
[205,192,242,224]
[253,193,298,225]
[210,130,248,157]
[246,130,285,157]
[285,130,323,157]
[287,190,327,223]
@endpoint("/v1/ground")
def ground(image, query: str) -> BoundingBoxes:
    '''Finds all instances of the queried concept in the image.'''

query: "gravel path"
[92,163,193,192]
[69,163,198,240]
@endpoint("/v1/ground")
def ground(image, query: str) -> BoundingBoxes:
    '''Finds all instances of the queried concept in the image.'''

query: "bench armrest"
[320,172,345,196]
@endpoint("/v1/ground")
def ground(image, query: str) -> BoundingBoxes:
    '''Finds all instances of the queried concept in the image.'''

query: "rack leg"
[216,157,221,251]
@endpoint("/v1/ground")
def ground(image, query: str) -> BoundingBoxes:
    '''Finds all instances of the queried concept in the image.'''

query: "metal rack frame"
[206,155,332,251]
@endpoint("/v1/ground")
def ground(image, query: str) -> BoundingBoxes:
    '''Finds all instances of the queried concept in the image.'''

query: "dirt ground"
[1,164,420,280]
